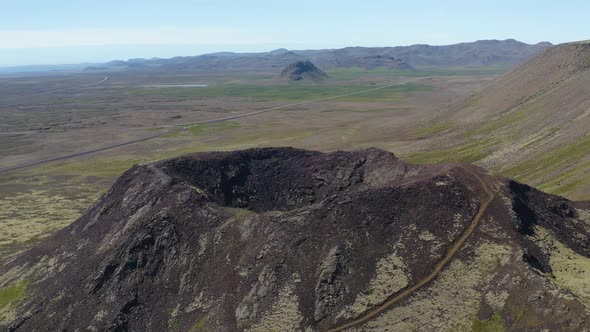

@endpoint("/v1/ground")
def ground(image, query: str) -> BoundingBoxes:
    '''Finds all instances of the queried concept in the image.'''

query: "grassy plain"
[0,62,587,255]
[0,69,477,252]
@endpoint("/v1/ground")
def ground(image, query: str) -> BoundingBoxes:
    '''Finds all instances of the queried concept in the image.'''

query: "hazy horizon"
[0,38,557,68]
[2,0,590,66]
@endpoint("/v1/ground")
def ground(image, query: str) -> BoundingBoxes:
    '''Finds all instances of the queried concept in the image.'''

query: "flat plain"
[0,58,585,257]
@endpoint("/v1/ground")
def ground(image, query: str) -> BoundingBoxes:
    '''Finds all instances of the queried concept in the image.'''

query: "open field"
[0,69,490,255]
[0,58,587,256]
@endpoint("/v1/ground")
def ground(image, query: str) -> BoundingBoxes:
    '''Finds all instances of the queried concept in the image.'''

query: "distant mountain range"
[297,39,552,68]
[85,39,552,73]
[0,63,92,76]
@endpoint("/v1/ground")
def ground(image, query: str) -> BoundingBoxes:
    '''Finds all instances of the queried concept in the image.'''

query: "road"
[325,166,495,331]
[0,76,109,102]
[31,76,109,96]
[0,129,176,173]
[0,80,412,174]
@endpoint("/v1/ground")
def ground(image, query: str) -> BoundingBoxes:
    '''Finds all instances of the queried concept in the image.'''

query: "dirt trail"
[325,166,495,332]
[0,76,109,102]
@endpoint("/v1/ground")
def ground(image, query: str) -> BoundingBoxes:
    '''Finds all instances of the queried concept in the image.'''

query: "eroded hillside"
[406,41,590,200]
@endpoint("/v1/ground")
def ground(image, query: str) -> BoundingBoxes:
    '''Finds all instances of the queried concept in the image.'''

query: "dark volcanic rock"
[1,148,589,331]
[280,60,328,81]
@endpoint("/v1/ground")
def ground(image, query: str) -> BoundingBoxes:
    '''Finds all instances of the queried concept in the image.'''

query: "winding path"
[31,76,109,96]
[325,166,495,331]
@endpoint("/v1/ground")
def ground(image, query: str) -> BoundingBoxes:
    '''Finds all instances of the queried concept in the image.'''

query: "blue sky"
[1,0,589,66]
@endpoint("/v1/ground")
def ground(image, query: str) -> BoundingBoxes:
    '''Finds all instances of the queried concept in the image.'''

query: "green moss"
[227,207,254,222]
[145,127,163,132]
[472,312,505,332]
[515,307,525,322]
[0,184,105,249]
[187,121,241,137]
[461,94,482,109]
[468,111,527,136]
[193,316,207,330]
[339,251,409,320]
[168,305,180,330]
[504,135,590,182]
[519,127,561,151]
[188,124,207,136]
[534,227,590,307]
[0,280,30,310]
[21,157,144,178]
[402,138,498,164]
[129,83,433,102]
[414,122,454,139]
[536,161,590,198]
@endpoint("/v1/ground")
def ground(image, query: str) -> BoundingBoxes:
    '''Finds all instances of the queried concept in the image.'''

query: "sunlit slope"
[404,41,590,200]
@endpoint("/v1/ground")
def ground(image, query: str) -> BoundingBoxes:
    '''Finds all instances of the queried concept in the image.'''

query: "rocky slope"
[280,61,328,81]
[414,41,590,200]
[1,148,589,331]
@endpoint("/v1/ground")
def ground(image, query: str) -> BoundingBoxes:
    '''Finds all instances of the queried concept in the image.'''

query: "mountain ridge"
[89,39,553,72]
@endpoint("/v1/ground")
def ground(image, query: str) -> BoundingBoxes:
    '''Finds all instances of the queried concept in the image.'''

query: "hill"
[280,60,328,81]
[1,148,589,331]
[408,41,590,200]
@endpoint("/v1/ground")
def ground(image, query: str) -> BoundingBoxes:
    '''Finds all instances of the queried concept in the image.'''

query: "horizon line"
[0,37,559,69]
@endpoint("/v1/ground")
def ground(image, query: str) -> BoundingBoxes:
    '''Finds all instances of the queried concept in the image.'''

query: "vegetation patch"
[247,284,303,332]
[22,157,145,178]
[338,251,409,319]
[467,111,527,137]
[0,186,103,249]
[129,83,434,102]
[0,280,29,310]
[414,122,454,139]
[186,121,241,137]
[504,135,590,182]
[192,316,207,330]
[533,226,590,307]
[0,135,41,158]
[403,138,499,164]
[578,209,590,226]
[226,207,255,224]
[472,311,506,332]
[536,161,590,199]
[361,242,513,331]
